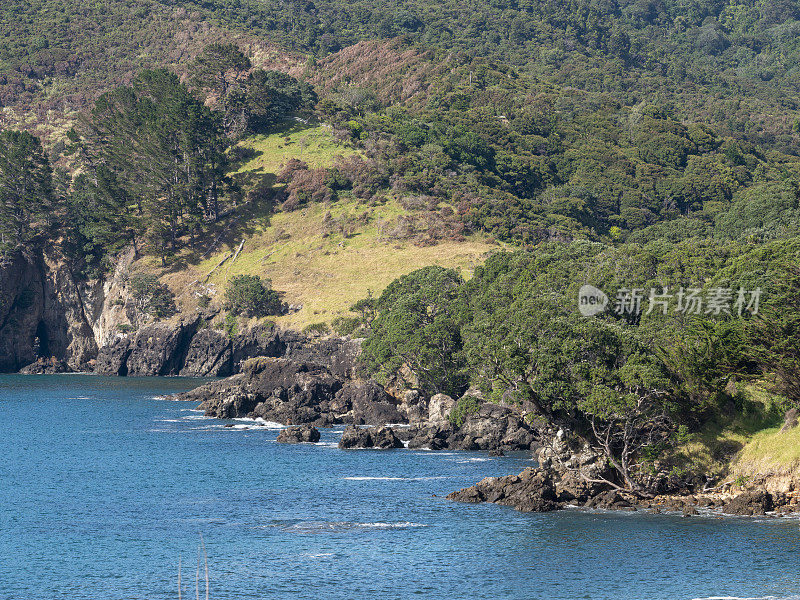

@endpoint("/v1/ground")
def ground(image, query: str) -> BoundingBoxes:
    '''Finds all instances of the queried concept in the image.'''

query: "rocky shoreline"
[3,244,794,521]
[446,467,800,517]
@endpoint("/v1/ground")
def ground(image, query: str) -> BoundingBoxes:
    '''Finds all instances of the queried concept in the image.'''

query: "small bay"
[1,374,799,600]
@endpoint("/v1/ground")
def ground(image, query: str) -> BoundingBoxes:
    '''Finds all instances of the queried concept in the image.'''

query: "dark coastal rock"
[338,425,403,449]
[231,324,284,368]
[281,332,361,378]
[335,379,405,425]
[0,248,98,373]
[277,425,321,443]
[19,357,72,374]
[584,489,633,510]
[179,329,232,377]
[403,400,537,451]
[458,403,536,451]
[722,490,774,516]
[447,467,561,513]
[95,336,133,375]
[398,389,427,424]
[178,356,345,425]
[406,422,454,450]
[125,319,199,376]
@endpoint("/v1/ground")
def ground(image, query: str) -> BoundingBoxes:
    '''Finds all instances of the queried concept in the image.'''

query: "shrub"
[302,321,331,336]
[223,313,238,339]
[331,315,363,336]
[224,275,284,317]
[448,395,482,428]
[130,273,176,319]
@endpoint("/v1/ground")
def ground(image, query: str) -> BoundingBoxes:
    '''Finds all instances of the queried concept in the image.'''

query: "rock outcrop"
[722,490,775,516]
[0,248,98,372]
[447,467,562,512]
[338,425,404,449]
[276,424,321,443]
[404,402,539,451]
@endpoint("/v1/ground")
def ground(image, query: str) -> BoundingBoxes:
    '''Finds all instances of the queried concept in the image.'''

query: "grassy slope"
[674,384,791,482]
[234,122,358,173]
[154,123,500,329]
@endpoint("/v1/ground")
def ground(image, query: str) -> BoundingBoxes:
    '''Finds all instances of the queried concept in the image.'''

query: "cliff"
[0,248,98,372]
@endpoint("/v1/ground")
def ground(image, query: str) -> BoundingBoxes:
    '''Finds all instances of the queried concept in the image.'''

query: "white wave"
[150,395,166,400]
[453,457,491,463]
[67,396,93,400]
[302,552,335,558]
[153,419,181,423]
[285,521,428,532]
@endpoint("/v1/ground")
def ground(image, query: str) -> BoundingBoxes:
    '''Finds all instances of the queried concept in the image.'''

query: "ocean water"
[1,375,800,600]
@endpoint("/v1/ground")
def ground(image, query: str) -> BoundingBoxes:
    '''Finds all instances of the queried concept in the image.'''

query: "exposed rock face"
[428,393,456,423]
[722,490,775,516]
[276,424,321,443]
[338,425,403,449]
[334,379,405,425]
[405,402,539,451]
[178,329,232,377]
[447,467,561,512]
[780,408,799,433]
[0,248,98,372]
[174,356,352,426]
[95,324,296,377]
[18,357,71,374]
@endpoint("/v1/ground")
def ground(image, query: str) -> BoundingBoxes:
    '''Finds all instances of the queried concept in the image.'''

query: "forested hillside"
[2,0,800,490]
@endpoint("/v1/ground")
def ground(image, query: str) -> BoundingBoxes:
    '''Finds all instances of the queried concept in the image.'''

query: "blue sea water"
[1,375,800,600]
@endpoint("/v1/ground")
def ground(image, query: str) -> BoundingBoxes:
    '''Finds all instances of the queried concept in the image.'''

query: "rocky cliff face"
[0,245,356,377]
[0,248,98,372]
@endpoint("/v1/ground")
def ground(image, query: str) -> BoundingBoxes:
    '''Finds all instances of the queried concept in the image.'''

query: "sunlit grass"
[179,198,501,328]
[234,123,358,174]
[673,383,790,481]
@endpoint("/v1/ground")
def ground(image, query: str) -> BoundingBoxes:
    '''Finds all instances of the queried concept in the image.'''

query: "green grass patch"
[234,122,357,174]
[183,196,501,329]
[735,417,800,477]
[673,383,790,481]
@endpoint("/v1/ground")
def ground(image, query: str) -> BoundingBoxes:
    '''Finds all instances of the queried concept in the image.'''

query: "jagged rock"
[231,325,283,368]
[122,319,199,376]
[335,379,405,425]
[428,393,456,423]
[459,403,536,450]
[584,489,633,509]
[338,425,403,449]
[683,506,699,516]
[407,422,454,450]
[19,357,71,374]
[447,467,561,512]
[177,357,342,425]
[179,329,232,377]
[780,408,799,433]
[0,248,98,372]
[95,336,132,376]
[722,490,774,516]
[398,389,427,424]
[276,425,321,443]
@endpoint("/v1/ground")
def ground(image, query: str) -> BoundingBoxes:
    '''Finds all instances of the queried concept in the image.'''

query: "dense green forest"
[2,0,800,490]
